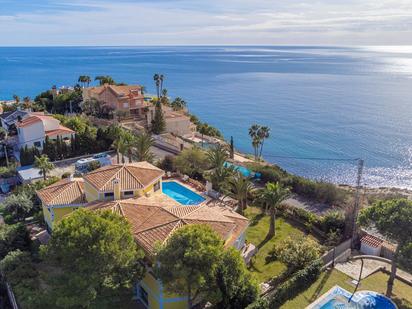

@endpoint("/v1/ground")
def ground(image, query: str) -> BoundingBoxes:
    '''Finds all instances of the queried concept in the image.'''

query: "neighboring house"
[83,84,148,118]
[16,113,74,150]
[0,110,31,133]
[36,162,249,309]
[83,84,195,136]
[146,104,196,137]
[17,165,44,184]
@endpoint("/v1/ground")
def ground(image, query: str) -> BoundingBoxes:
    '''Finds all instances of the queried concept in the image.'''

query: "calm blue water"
[1,46,412,188]
[162,181,205,205]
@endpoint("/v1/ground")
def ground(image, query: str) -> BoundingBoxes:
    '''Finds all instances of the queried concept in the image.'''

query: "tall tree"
[34,155,55,180]
[151,101,165,134]
[257,182,290,238]
[229,173,254,215]
[358,199,412,297]
[134,131,154,162]
[248,124,261,160]
[12,94,20,104]
[42,209,145,307]
[215,248,259,309]
[2,193,34,222]
[153,74,160,99]
[156,225,222,308]
[174,147,208,178]
[257,126,270,158]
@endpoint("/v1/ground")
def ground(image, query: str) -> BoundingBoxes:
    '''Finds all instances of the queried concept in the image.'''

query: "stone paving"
[336,257,412,284]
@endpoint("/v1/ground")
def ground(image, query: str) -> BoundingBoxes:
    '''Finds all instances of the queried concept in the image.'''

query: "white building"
[0,110,31,133]
[16,113,74,150]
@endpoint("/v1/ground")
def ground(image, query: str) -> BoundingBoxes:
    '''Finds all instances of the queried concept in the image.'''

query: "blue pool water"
[312,286,397,309]
[224,162,261,179]
[224,162,252,177]
[162,181,205,205]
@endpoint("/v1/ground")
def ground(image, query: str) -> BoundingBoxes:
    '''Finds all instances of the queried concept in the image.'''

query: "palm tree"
[248,124,261,160]
[78,75,86,87]
[207,144,228,169]
[171,97,187,111]
[258,182,290,238]
[198,124,208,148]
[111,127,124,164]
[121,131,135,163]
[85,75,91,87]
[95,75,115,86]
[34,155,55,181]
[153,74,160,99]
[159,74,165,94]
[258,126,270,158]
[12,94,20,104]
[23,97,31,110]
[134,131,155,162]
[229,173,254,215]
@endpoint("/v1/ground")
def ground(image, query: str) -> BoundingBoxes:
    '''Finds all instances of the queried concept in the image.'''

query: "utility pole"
[351,158,364,248]
[3,144,9,167]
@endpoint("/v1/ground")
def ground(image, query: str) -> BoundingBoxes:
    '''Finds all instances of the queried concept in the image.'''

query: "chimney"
[113,178,121,200]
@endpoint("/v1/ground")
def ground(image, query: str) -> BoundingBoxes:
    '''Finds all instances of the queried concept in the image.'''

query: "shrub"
[159,155,175,172]
[268,259,323,308]
[0,223,31,259]
[246,297,269,309]
[268,235,321,271]
[320,211,345,234]
[2,193,34,222]
[245,163,287,183]
[61,172,72,179]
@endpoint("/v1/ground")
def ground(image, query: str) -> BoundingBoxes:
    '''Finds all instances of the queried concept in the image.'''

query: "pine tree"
[151,102,165,134]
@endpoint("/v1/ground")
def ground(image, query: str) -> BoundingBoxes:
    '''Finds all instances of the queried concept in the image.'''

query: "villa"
[36,162,249,309]
[16,112,74,150]
[82,84,147,118]
[0,109,31,133]
[82,84,195,136]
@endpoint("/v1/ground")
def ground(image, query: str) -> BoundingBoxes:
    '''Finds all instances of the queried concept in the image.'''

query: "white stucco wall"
[18,121,45,149]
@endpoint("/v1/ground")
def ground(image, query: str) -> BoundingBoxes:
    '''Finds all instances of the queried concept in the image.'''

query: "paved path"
[336,258,412,283]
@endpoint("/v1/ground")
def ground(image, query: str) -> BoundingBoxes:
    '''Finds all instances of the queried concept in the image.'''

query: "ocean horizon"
[1,45,411,189]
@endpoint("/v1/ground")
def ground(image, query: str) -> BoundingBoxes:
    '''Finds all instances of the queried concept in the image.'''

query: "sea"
[0,46,411,189]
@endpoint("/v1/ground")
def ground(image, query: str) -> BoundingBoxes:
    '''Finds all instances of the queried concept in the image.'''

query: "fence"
[321,238,352,268]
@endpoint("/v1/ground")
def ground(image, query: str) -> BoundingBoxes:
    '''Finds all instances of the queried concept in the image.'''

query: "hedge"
[267,259,323,308]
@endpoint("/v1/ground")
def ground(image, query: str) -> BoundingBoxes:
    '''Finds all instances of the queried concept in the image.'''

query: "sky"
[1,0,412,46]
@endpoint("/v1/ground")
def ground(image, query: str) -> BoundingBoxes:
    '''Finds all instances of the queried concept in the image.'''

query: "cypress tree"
[151,102,165,135]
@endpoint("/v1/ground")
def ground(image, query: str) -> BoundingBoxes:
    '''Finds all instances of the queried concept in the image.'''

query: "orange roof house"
[16,112,74,151]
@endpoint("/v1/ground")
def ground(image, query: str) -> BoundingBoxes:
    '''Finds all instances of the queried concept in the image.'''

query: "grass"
[282,269,412,309]
[244,206,320,283]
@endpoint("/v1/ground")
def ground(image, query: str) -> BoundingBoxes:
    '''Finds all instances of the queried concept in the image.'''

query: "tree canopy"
[358,198,412,296]
[1,193,34,223]
[41,209,145,307]
[155,224,223,308]
[174,147,209,178]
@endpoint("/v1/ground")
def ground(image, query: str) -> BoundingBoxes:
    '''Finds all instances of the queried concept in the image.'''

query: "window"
[104,192,114,200]
[123,102,129,108]
[139,286,148,305]
[123,190,134,197]
[154,181,160,192]
[34,141,41,147]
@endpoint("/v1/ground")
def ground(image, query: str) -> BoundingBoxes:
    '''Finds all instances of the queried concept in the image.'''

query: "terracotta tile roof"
[86,198,249,256]
[361,234,383,248]
[83,162,164,192]
[16,115,43,128]
[45,125,75,137]
[88,85,142,98]
[37,178,86,206]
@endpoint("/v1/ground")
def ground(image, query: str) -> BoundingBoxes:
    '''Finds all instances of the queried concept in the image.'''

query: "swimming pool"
[162,181,206,205]
[224,162,261,179]
[308,286,397,309]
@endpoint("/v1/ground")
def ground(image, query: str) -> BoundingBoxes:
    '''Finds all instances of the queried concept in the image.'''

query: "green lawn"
[282,269,412,309]
[244,207,320,283]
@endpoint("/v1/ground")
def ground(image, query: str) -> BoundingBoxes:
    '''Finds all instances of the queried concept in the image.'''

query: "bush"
[159,155,175,172]
[2,193,34,223]
[268,235,321,271]
[320,211,345,234]
[245,163,287,183]
[0,164,17,178]
[268,259,323,308]
[0,223,31,259]
[61,172,72,179]
[246,297,269,309]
